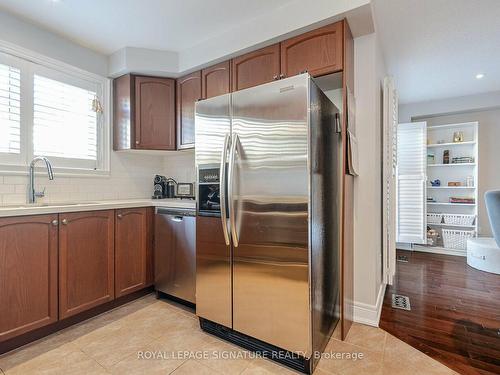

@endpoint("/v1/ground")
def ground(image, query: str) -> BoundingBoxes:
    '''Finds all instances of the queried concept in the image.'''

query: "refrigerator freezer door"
[231,75,311,356]
[195,94,232,328]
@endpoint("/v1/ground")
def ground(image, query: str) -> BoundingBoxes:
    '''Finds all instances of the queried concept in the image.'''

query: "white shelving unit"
[419,121,479,256]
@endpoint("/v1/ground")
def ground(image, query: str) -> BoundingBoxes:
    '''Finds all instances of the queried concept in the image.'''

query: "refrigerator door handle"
[220,133,231,246]
[228,133,239,247]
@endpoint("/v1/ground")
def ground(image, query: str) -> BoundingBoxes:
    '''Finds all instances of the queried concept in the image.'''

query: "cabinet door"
[176,71,201,149]
[231,44,280,91]
[135,76,176,150]
[115,208,152,298]
[202,61,231,99]
[280,22,343,78]
[59,210,114,319]
[0,215,58,342]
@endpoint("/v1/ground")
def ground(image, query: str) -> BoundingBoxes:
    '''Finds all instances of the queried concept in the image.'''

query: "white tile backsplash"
[0,152,166,205]
[162,150,196,184]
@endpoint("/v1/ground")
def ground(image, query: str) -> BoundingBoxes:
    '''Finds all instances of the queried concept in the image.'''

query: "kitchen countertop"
[0,198,196,218]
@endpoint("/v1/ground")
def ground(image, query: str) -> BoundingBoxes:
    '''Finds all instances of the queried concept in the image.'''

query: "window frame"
[0,40,110,177]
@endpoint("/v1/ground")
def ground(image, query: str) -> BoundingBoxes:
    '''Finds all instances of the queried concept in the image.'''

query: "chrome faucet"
[29,156,54,203]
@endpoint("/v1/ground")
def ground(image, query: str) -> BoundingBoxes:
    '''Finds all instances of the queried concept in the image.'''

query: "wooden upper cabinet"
[113,74,176,151]
[231,44,280,91]
[135,76,176,150]
[177,71,201,149]
[114,207,153,298]
[59,210,115,319]
[280,21,343,78]
[202,60,231,99]
[0,215,58,342]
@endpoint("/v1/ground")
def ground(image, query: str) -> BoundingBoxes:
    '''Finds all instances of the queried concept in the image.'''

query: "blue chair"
[485,190,500,247]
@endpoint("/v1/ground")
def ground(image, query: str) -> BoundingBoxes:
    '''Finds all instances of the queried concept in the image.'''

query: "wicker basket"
[427,213,443,224]
[443,214,475,226]
[442,229,475,250]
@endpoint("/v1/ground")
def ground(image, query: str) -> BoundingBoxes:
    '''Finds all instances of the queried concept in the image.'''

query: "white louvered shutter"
[396,122,427,244]
[0,63,21,155]
[382,77,398,285]
[33,74,98,168]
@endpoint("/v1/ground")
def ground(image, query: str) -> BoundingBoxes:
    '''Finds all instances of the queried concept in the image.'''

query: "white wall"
[352,32,386,322]
[0,9,107,76]
[399,90,500,123]
[162,151,196,184]
[415,109,500,237]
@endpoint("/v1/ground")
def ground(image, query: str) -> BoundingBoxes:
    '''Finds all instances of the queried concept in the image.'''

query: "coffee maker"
[152,175,177,199]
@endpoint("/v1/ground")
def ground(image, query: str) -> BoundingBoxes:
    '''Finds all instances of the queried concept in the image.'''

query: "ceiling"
[0,0,296,54]
[372,0,500,104]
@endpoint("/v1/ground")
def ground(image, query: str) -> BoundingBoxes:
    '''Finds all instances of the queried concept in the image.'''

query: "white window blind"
[0,63,21,154]
[396,122,427,244]
[33,74,97,162]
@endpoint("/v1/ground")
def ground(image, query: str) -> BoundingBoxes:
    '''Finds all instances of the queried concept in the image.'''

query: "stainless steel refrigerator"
[195,74,342,374]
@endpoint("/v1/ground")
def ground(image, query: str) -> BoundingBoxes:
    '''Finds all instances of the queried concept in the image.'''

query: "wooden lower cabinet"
[0,214,58,343]
[114,207,153,297]
[58,210,115,319]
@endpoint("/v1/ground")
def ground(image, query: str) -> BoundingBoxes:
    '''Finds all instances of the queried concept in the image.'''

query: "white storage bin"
[443,214,475,226]
[427,213,443,224]
[442,229,475,250]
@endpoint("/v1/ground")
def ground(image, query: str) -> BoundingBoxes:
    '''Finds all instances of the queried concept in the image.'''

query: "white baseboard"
[353,283,387,327]
[413,245,466,257]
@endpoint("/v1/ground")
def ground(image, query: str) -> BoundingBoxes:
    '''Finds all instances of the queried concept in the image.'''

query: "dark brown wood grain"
[0,215,58,343]
[202,60,231,99]
[135,76,176,150]
[231,44,280,91]
[113,74,135,150]
[58,210,115,319]
[340,19,354,341]
[176,71,201,149]
[280,21,343,78]
[380,250,500,375]
[146,207,154,286]
[114,208,149,298]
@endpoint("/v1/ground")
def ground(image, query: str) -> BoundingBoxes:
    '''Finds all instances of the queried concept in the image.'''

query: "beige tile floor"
[0,295,457,375]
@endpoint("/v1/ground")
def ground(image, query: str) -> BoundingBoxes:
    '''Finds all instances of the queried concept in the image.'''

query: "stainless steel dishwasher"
[154,207,196,304]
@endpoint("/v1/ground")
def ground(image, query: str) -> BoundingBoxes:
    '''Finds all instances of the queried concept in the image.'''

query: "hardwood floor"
[380,250,500,375]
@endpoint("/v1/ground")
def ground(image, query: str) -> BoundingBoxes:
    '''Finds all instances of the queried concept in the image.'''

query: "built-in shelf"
[427,163,475,167]
[427,222,475,228]
[427,202,476,206]
[427,141,475,148]
[427,186,476,189]
[427,122,477,130]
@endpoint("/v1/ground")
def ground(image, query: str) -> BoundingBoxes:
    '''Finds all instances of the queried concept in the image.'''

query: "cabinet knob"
[135,141,140,145]
[279,73,286,79]
[117,214,123,219]
[51,219,58,226]
[61,219,68,225]
[273,75,279,80]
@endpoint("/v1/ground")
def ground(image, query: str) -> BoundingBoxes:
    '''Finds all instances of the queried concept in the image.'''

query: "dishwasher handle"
[170,216,183,222]
[155,208,196,216]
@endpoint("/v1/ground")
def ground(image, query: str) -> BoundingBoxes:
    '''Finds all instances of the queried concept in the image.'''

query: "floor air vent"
[397,255,409,262]
[392,294,411,311]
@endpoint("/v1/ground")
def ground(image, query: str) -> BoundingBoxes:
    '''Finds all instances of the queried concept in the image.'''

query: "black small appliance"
[152,175,167,199]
